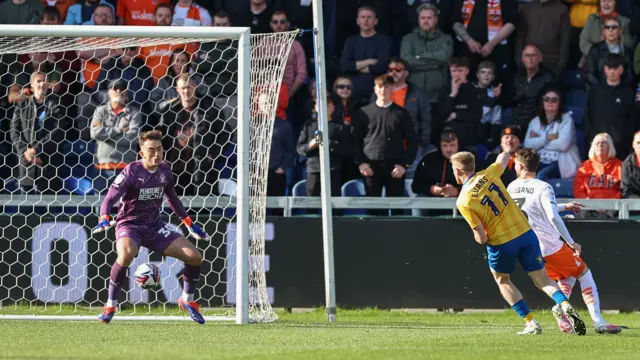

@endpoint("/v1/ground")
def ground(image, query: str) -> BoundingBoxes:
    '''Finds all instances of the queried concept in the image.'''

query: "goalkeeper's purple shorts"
[115,222,182,254]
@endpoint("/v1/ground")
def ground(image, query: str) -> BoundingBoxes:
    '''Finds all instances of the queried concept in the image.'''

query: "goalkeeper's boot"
[551,305,574,334]
[595,322,622,334]
[517,320,542,335]
[178,297,205,325]
[99,306,116,324]
[561,302,587,336]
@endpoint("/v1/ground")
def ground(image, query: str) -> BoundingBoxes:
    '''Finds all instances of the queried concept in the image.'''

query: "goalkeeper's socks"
[579,270,603,324]
[182,264,201,303]
[107,262,128,306]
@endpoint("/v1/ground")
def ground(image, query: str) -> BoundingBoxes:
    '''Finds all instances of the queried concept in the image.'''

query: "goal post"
[0,25,298,324]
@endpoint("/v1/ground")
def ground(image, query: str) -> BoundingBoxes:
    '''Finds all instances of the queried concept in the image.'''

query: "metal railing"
[0,195,638,219]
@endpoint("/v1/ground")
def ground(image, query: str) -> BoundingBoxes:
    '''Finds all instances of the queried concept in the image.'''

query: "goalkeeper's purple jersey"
[99,161,188,227]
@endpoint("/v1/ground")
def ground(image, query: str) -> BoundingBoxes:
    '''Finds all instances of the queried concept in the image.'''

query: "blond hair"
[588,133,616,161]
[450,151,476,173]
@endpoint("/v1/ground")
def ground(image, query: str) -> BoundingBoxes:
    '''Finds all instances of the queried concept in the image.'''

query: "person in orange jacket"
[573,132,623,199]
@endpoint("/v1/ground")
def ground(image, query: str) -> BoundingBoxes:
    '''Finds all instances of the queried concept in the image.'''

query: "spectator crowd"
[2,0,640,216]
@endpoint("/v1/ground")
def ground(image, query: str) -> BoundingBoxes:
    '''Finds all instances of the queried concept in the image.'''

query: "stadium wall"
[0,216,638,310]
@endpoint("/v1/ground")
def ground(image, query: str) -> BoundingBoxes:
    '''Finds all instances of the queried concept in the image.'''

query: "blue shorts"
[487,229,545,274]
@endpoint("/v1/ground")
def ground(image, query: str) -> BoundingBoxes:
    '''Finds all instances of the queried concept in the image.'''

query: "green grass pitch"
[0,307,638,359]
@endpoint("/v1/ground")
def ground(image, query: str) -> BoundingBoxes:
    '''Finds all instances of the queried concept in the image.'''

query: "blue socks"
[552,290,569,305]
[512,299,531,320]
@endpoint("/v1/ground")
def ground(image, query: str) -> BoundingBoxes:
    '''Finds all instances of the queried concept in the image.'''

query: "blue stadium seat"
[501,107,513,127]
[548,178,574,198]
[567,106,584,127]
[341,179,366,216]
[4,178,19,193]
[476,144,489,163]
[565,90,587,107]
[64,177,94,195]
[564,68,585,90]
[575,128,586,159]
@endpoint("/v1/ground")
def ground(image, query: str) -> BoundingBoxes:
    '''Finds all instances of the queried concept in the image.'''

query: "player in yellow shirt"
[451,150,586,335]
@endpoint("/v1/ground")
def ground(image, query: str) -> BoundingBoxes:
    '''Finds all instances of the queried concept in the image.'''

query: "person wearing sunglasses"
[523,85,581,181]
[586,17,634,87]
[579,0,633,67]
[270,11,307,100]
[585,53,636,160]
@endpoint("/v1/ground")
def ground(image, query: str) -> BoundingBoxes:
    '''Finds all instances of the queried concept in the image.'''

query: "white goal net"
[0,26,298,323]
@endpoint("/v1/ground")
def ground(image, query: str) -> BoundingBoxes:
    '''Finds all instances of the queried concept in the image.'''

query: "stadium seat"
[64,177,94,195]
[567,106,584,126]
[292,179,307,197]
[405,179,421,217]
[501,107,513,127]
[564,68,585,90]
[476,144,489,163]
[341,179,366,216]
[575,128,586,159]
[565,90,586,107]
[4,178,19,193]
[217,178,237,196]
[548,178,574,198]
[291,179,307,215]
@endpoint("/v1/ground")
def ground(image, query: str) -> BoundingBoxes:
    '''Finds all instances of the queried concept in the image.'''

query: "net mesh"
[0,30,298,323]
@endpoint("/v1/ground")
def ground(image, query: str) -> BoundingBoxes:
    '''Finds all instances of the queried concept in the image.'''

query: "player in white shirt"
[507,148,621,335]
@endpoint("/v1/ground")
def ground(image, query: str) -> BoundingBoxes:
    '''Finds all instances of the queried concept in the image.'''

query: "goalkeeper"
[94,130,209,324]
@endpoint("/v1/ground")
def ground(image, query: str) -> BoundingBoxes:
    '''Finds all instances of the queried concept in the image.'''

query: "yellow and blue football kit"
[457,163,544,274]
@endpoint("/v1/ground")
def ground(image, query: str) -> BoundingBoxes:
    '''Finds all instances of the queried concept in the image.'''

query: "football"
[134,263,161,290]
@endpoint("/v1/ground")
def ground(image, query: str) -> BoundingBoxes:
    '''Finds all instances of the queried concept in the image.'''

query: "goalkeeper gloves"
[182,217,208,240]
[93,215,114,234]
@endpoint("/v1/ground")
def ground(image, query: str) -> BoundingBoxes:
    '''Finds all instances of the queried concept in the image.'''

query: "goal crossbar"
[0,24,250,40]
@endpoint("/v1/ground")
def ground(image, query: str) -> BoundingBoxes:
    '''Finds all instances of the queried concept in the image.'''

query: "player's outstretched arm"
[495,151,511,170]
[163,179,209,240]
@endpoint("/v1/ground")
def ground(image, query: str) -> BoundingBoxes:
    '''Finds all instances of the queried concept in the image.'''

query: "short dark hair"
[374,74,394,87]
[41,6,61,22]
[604,53,626,69]
[155,3,173,14]
[450,56,469,68]
[214,10,231,21]
[416,3,438,16]
[272,10,288,19]
[389,56,408,69]
[516,148,540,172]
[440,128,458,143]
[477,60,496,73]
[139,130,163,145]
[94,4,113,15]
[357,5,377,17]
[603,16,621,28]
